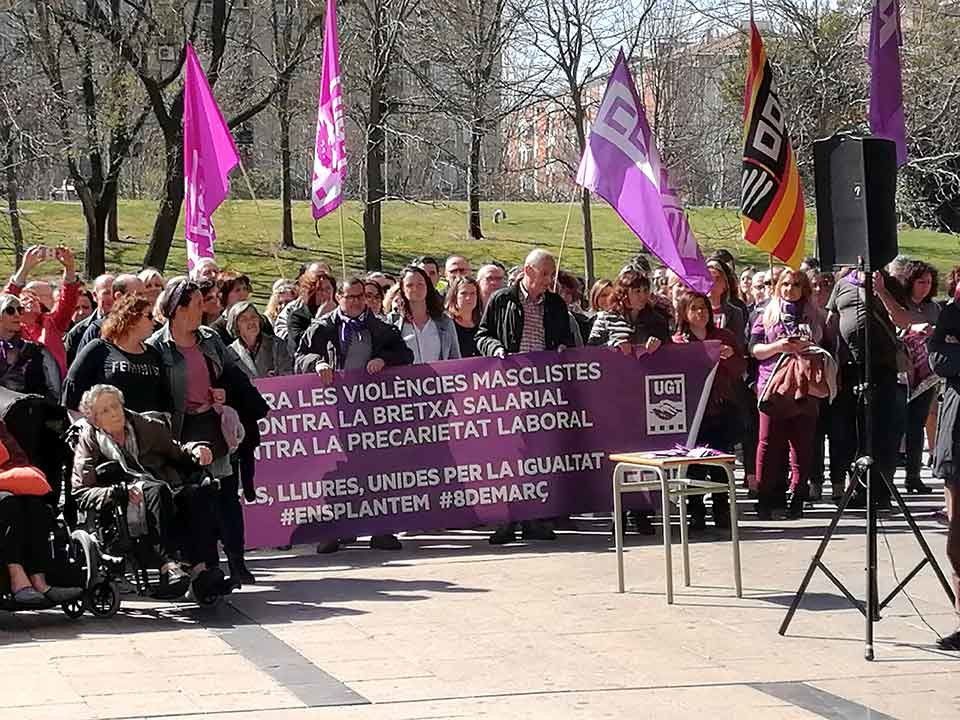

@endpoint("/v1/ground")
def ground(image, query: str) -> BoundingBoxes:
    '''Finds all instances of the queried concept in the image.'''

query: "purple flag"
[312,0,346,219]
[869,0,908,166]
[183,43,240,270]
[576,51,711,293]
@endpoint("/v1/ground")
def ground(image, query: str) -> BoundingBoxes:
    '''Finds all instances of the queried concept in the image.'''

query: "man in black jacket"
[296,278,413,552]
[475,248,575,545]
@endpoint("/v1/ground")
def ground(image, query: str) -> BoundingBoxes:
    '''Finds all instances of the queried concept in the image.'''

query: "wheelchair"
[63,422,232,608]
[0,388,113,620]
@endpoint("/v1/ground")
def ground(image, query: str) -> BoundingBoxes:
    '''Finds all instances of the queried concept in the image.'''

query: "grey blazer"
[389,313,462,362]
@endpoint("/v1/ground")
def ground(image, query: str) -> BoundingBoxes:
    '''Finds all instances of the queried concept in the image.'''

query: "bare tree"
[62,0,323,271]
[519,0,655,287]
[344,0,421,271]
[406,0,536,239]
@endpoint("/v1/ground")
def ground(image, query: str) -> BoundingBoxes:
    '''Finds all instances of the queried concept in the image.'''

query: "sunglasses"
[2,306,23,316]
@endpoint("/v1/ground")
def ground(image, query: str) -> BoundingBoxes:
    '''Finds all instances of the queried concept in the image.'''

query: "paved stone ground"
[3,467,959,720]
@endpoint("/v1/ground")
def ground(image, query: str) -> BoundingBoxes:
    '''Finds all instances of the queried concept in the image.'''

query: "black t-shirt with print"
[63,339,173,413]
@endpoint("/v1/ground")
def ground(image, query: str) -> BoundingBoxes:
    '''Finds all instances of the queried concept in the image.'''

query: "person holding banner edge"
[475,248,574,545]
[296,277,414,552]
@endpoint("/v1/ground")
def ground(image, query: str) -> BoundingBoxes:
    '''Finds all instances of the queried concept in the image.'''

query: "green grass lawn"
[3,199,958,302]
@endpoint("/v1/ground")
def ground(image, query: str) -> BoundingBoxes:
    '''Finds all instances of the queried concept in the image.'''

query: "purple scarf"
[338,309,370,351]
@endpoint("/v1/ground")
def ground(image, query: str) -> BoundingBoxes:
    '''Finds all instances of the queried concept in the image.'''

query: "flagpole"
[554,186,579,293]
[236,156,285,279]
[337,202,347,280]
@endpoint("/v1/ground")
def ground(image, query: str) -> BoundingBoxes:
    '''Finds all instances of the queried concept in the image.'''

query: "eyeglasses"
[343,293,365,301]
[2,306,22,316]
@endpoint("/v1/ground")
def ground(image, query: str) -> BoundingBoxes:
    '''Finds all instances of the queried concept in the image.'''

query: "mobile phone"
[787,335,802,342]
[39,246,56,261]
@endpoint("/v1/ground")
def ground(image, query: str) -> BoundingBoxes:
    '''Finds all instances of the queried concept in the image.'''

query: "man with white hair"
[444,255,471,285]
[190,257,220,282]
[476,263,506,307]
[66,273,115,366]
[73,273,145,357]
[475,248,575,544]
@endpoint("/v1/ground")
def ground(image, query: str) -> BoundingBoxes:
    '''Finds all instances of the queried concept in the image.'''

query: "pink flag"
[183,43,240,270]
[312,0,346,220]
[576,51,711,293]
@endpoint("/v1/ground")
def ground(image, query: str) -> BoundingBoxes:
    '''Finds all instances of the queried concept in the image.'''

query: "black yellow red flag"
[740,22,805,268]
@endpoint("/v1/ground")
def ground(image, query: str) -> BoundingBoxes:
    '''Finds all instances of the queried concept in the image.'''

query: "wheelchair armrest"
[95,461,126,487]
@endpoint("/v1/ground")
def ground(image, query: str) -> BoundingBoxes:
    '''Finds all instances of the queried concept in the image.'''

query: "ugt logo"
[645,374,687,436]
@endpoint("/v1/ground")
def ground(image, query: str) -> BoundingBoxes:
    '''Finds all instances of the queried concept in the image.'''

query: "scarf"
[781,299,804,335]
[338,308,370,352]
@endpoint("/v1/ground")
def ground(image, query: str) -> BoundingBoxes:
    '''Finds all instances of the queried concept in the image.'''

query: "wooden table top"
[608,452,737,468]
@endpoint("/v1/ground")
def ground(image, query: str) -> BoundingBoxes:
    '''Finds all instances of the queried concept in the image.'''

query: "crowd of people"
[1,243,959,629]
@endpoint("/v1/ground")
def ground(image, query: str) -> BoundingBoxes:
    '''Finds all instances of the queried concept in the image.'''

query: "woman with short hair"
[72,384,219,600]
[63,294,172,414]
[226,301,293,378]
[138,268,165,306]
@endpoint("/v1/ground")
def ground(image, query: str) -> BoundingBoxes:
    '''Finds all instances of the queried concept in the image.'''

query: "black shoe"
[937,630,960,651]
[316,540,341,554]
[43,587,83,604]
[227,555,256,586]
[521,523,556,541]
[633,512,656,536]
[688,513,707,531]
[756,506,773,521]
[188,567,226,603]
[489,527,516,545]
[712,506,731,530]
[154,566,190,600]
[787,493,804,519]
[369,534,402,550]
[905,478,933,495]
[552,515,578,531]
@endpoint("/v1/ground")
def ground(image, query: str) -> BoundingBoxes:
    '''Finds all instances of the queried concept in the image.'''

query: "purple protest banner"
[243,344,719,549]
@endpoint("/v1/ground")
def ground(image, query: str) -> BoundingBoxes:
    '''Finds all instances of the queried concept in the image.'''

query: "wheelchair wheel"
[61,598,85,620]
[85,581,121,618]
[69,529,99,589]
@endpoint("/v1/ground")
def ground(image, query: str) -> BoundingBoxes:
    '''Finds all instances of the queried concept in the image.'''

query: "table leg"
[613,465,625,593]
[679,490,691,587]
[727,464,742,598]
[659,469,673,604]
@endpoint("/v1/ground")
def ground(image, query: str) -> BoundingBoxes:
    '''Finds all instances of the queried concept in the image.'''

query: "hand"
[17,246,46,278]
[644,337,662,354]
[55,246,75,272]
[192,446,213,466]
[719,344,735,360]
[315,362,334,385]
[494,348,506,358]
[782,337,811,354]
[128,485,143,505]
[946,335,959,344]
[366,358,385,374]
[872,271,889,298]
[617,341,633,355]
[209,387,226,405]
[556,344,567,353]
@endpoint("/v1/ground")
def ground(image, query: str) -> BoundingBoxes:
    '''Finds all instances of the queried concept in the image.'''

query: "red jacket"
[4,278,79,375]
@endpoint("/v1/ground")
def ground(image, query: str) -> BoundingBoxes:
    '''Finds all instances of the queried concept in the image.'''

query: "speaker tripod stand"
[777,262,955,660]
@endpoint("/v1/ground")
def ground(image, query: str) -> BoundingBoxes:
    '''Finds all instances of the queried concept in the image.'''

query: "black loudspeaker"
[814,135,899,271]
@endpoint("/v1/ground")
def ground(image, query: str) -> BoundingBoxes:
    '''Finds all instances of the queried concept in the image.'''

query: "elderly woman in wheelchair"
[0,420,83,608]
[72,384,231,602]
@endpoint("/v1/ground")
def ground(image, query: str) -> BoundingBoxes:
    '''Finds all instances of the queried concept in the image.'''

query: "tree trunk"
[467,118,484,240]
[107,192,119,245]
[78,188,106,279]
[278,81,295,248]
[3,132,25,265]
[363,92,385,272]
[145,137,184,272]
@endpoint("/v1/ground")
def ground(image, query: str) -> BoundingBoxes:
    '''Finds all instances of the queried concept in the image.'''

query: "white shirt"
[402,318,442,364]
